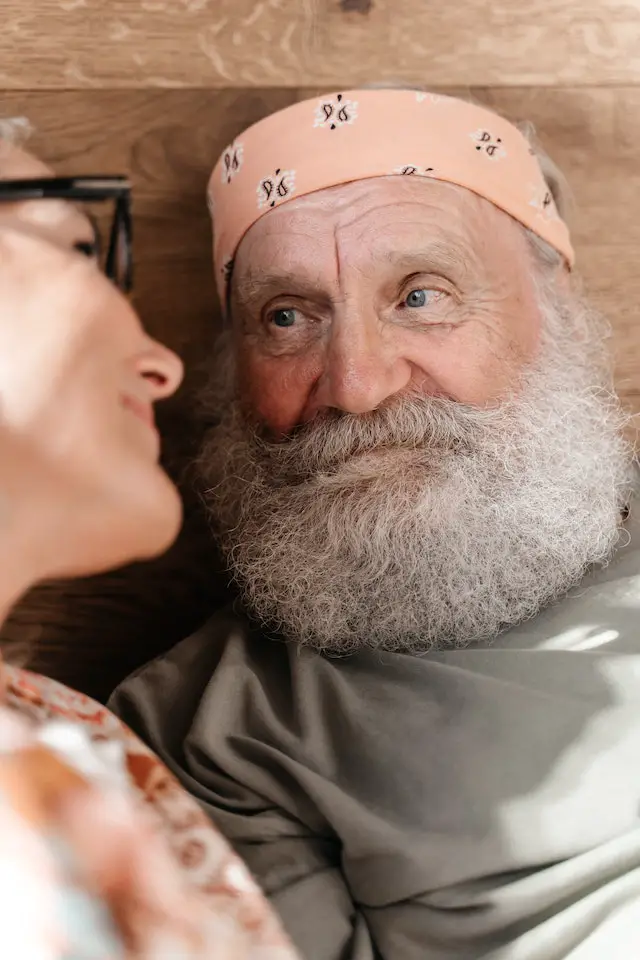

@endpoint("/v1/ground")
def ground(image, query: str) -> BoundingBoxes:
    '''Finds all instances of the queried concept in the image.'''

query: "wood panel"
[2,1,640,90]
[2,84,639,699]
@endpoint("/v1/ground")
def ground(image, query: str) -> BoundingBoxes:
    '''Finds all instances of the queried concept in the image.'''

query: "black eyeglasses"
[0,175,133,293]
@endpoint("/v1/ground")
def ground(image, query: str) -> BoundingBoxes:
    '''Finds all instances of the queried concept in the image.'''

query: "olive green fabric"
[111,499,640,959]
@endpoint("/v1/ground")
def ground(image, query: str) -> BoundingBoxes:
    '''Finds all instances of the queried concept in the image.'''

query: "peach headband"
[208,89,574,303]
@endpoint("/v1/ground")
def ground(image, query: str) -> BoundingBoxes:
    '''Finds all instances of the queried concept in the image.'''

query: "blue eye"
[405,288,430,308]
[271,308,297,327]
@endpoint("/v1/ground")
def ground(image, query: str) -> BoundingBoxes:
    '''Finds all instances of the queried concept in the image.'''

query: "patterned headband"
[208,89,574,304]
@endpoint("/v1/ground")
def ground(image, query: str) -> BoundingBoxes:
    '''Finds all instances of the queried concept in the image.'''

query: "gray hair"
[516,120,572,273]
[0,116,33,156]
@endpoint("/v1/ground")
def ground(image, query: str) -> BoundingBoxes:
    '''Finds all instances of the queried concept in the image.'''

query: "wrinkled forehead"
[232,176,525,289]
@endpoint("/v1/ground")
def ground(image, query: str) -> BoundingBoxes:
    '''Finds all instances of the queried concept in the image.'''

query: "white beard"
[197,286,636,653]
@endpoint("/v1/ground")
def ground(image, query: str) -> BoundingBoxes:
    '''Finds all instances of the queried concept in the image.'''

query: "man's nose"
[135,340,184,401]
[315,312,412,415]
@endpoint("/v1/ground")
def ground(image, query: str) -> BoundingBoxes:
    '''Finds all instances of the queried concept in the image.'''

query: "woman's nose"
[135,340,184,401]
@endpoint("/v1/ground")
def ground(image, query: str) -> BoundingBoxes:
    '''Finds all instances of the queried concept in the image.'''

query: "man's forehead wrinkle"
[270,175,474,226]
[241,176,486,248]
[335,195,467,231]
[238,212,329,257]
[332,211,342,283]
[336,215,476,271]
[233,177,505,303]
[331,194,481,259]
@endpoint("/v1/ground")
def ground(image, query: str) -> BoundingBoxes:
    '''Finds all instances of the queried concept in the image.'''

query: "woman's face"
[0,144,184,577]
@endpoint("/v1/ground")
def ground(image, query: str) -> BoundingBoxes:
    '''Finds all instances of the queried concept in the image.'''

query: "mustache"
[249,393,508,482]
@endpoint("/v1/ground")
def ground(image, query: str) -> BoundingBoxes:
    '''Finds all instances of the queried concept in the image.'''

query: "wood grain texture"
[2,1,640,89]
[1,84,639,698]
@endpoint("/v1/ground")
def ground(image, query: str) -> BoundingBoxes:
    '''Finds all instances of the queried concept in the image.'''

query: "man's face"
[201,177,632,653]
[231,177,542,435]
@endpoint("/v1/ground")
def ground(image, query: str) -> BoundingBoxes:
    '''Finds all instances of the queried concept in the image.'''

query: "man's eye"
[270,308,298,328]
[404,288,441,308]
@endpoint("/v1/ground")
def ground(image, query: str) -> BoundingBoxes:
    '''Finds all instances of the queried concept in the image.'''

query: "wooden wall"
[2,1,639,699]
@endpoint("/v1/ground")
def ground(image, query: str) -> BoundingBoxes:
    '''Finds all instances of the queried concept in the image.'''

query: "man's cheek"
[238,353,322,436]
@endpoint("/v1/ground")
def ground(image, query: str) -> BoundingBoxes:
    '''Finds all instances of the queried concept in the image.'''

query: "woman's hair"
[0,116,33,156]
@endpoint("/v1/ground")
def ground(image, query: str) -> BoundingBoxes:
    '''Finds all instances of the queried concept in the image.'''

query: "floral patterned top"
[0,664,299,960]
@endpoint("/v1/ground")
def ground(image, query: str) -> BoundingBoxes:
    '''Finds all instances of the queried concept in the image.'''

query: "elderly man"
[111,90,640,959]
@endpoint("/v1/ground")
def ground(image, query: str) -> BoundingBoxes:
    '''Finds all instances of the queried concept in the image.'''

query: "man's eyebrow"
[232,238,471,308]
[232,272,325,307]
[380,238,469,273]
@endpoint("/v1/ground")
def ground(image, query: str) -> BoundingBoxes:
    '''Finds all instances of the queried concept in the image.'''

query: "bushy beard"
[197,286,636,654]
